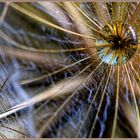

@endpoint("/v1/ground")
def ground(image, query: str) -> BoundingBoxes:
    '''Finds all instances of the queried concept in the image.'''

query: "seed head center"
[96,22,138,65]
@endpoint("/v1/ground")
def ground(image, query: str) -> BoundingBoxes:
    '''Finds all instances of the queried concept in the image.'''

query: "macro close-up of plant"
[0,1,140,138]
